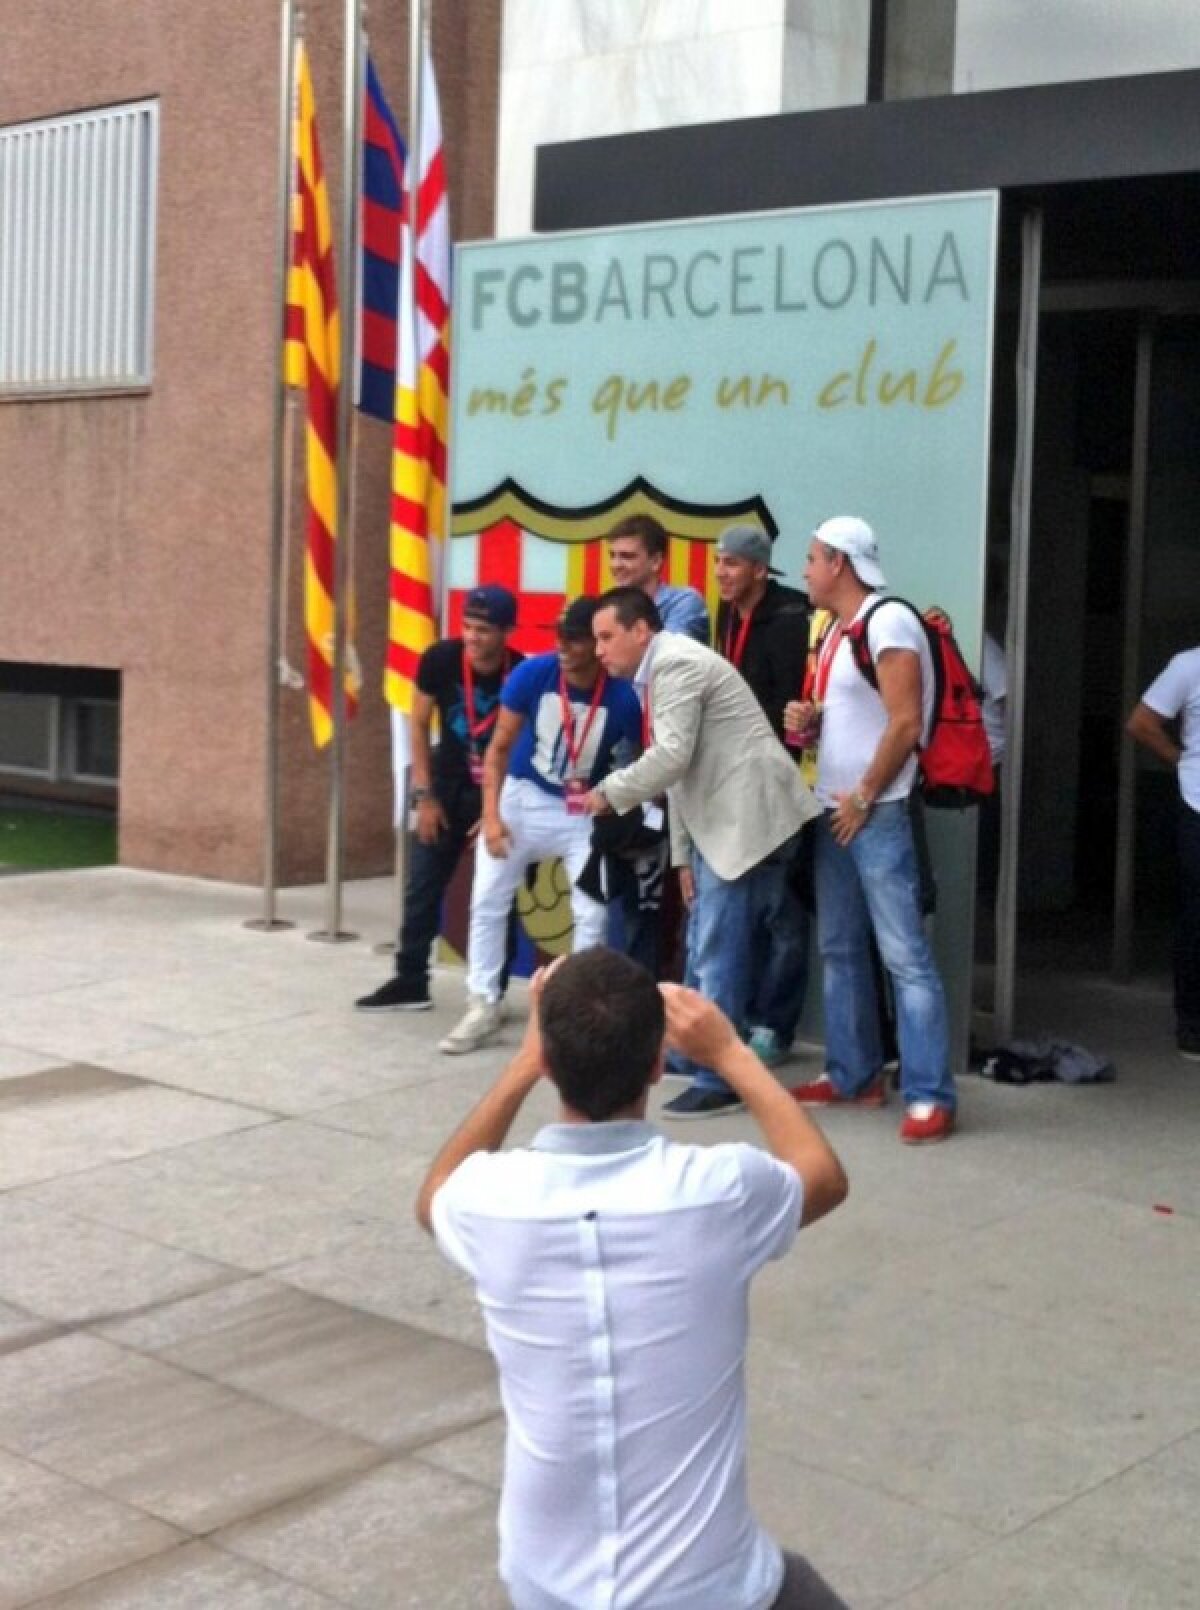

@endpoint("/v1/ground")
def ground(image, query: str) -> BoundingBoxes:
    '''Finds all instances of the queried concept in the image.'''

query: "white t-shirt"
[432,1121,801,1610]
[815,595,935,808]
[980,634,1007,766]
[1142,647,1200,811]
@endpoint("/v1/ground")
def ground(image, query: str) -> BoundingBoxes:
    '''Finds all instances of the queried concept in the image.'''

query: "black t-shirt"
[416,638,523,792]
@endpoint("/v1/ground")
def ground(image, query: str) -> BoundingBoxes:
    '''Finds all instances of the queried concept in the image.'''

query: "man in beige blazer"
[586,587,819,1116]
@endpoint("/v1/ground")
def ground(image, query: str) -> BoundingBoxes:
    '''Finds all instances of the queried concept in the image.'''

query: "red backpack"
[844,600,995,809]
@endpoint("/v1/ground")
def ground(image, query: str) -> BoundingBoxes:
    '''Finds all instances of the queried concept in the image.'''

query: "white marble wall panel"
[781,0,870,110]
[502,0,788,66]
[497,19,796,235]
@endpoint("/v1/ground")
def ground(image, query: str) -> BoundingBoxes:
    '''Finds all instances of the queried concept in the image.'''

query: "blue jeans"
[746,839,809,1046]
[1177,801,1200,1035]
[814,802,955,1111]
[685,842,802,1093]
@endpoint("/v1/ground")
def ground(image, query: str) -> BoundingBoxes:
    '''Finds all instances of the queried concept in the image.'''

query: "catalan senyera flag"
[285,43,357,748]
[385,36,449,725]
[358,55,406,422]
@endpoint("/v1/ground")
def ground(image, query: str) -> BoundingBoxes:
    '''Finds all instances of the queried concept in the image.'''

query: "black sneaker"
[355,977,432,1012]
[662,1085,745,1119]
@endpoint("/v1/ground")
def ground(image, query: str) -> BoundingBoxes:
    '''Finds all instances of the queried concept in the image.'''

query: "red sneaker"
[899,1103,955,1144]
[789,1072,887,1107]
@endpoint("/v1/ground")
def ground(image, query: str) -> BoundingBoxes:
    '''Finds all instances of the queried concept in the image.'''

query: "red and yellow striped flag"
[285,44,357,747]
[384,36,449,714]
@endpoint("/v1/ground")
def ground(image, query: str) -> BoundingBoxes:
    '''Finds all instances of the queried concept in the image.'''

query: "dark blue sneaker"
[662,1084,745,1119]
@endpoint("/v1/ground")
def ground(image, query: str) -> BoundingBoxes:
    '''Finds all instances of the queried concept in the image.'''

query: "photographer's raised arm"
[660,985,849,1227]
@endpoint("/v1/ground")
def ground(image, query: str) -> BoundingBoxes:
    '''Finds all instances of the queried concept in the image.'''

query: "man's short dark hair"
[607,513,669,561]
[539,948,665,1120]
[595,586,663,632]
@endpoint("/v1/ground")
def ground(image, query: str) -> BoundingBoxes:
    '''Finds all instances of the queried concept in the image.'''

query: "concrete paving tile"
[892,1435,1200,1609]
[172,1117,427,1221]
[108,1012,451,1116]
[0,953,111,1004]
[218,1459,508,1608]
[904,1188,1200,1372]
[413,1415,505,1491]
[15,1151,377,1273]
[0,1447,183,1610]
[0,1041,73,1081]
[0,1198,236,1325]
[62,966,334,1038]
[0,1332,383,1533]
[0,999,188,1065]
[747,1291,1200,1537]
[0,1297,62,1355]
[277,1220,488,1349]
[0,1078,270,1189]
[310,1069,563,1154]
[31,1539,341,1608]
[745,1443,989,1610]
[97,1280,499,1450]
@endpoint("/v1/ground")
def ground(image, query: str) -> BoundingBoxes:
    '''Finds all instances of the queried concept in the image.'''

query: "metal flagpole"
[374,0,425,955]
[246,0,300,933]
[993,207,1042,1041]
[309,0,364,943]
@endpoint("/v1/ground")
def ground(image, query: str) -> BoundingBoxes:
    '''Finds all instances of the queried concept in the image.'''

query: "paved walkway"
[0,867,1196,1608]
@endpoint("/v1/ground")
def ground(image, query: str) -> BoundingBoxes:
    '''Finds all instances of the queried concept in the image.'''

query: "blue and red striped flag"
[358,55,406,422]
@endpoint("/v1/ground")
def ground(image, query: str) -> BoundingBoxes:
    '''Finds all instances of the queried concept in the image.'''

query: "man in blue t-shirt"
[439,597,643,1055]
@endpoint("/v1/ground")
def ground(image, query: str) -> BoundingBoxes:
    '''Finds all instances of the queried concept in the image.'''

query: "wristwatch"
[850,791,871,815]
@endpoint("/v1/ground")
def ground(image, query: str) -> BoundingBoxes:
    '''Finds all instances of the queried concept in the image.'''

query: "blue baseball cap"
[462,584,517,630]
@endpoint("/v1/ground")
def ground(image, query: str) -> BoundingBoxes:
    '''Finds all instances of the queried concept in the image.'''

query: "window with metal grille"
[0,99,158,396]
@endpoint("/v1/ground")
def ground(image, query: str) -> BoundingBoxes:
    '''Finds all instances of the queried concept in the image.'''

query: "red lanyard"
[802,622,843,704]
[640,683,653,749]
[462,649,509,744]
[723,604,755,669]
[559,670,607,776]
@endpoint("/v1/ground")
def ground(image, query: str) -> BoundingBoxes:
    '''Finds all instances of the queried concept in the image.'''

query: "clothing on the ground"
[1142,646,1200,812]
[466,778,606,1002]
[715,580,810,742]
[416,639,522,793]
[502,652,642,799]
[815,595,935,808]
[770,1553,852,1610]
[814,803,955,1111]
[981,1038,1114,1084]
[653,580,711,643]
[432,1118,801,1610]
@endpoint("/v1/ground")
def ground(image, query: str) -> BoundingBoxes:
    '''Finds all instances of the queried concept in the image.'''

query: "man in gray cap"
[712,523,812,1070]
[786,517,957,1143]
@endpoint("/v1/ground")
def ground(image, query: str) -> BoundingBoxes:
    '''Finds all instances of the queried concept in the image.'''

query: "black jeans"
[1176,800,1200,1035]
[396,783,516,989]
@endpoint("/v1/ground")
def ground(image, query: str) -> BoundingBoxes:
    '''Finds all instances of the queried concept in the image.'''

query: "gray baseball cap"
[716,523,782,575]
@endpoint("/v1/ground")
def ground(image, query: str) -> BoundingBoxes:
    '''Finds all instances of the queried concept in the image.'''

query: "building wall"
[496,0,873,237]
[954,0,1200,92]
[0,0,501,884]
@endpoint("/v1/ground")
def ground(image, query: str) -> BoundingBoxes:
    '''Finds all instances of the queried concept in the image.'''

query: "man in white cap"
[785,516,957,1143]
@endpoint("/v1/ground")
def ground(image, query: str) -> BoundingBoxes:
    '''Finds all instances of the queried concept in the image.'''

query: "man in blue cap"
[356,585,522,1014]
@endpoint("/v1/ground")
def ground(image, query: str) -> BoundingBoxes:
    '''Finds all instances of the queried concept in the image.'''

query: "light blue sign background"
[452,192,999,1062]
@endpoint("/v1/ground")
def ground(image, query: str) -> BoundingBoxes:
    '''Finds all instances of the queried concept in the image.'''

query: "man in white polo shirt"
[1127,645,1200,1061]
[417,947,849,1610]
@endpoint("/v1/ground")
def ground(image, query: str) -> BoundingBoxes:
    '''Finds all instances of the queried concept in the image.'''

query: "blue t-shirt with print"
[501,652,642,798]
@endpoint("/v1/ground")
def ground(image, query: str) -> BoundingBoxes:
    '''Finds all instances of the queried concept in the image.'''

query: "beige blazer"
[600,633,819,881]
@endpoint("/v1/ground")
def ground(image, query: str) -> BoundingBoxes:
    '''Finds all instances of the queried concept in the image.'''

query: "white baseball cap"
[813,515,887,590]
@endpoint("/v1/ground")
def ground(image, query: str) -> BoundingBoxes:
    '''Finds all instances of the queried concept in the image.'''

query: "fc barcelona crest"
[447,476,778,653]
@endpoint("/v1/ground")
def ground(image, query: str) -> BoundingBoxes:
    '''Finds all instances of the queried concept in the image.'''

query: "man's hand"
[660,984,740,1070]
[517,956,565,1069]
[582,789,612,816]
[783,698,816,737]
[415,796,449,845]
[677,865,695,908]
[829,791,871,846]
[483,814,512,858]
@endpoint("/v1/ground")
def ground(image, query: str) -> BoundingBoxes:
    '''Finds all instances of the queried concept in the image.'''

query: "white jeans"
[466,778,607,1002]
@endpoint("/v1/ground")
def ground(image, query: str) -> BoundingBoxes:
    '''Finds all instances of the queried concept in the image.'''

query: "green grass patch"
[0,806,117,870]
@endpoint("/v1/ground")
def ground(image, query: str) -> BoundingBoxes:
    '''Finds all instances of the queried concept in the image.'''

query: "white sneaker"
[438,995,503,1055]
